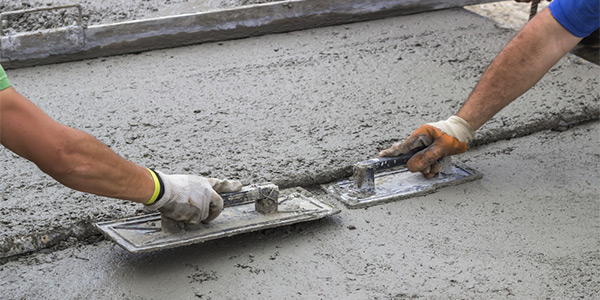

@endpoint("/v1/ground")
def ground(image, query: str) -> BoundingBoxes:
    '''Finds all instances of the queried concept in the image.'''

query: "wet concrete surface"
[1,0,500,69]
[0,0,276,35]
[0,6,598,298]
[1,121,598,299]
[1,7,598,258]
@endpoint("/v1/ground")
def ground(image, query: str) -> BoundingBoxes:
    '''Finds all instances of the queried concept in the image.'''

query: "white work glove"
[146,171,242,224]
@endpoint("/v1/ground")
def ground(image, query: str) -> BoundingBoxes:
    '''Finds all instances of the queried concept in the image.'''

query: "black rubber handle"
[355,148,421,171]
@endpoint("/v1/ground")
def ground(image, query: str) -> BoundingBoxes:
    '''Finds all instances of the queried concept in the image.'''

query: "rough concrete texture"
[1,0,499,68]
[1,120,598,299]
[0,0,278,35]
[1,7,598,258]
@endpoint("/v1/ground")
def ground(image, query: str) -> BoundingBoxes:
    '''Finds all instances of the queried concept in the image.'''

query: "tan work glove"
[146,170,242,224]
[379,116,475,178]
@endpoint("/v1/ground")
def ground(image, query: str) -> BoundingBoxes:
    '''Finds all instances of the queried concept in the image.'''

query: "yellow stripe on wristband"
[145,168,161,205]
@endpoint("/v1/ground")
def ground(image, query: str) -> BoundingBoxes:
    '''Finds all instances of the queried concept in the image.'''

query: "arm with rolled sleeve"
[381,0,599,178]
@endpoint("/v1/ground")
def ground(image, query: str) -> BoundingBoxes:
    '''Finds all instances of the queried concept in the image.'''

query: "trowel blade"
[95,188,339,253]
[322,163,482,208]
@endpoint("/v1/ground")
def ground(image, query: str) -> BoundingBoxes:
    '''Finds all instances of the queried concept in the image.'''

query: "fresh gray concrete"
[1,120,598,299]
[1,0,498,68]
[0,6,599,298]
[1,7,598,259]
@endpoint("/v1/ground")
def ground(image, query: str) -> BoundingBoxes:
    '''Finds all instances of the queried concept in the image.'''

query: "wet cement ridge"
[1,117,598,260]
[0,220,97,262]
[471,107,600,148]
[277,106,600,189]
[0,0,497,69]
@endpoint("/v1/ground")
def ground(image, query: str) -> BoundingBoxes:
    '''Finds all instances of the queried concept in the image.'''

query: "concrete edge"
[0,0,498,69]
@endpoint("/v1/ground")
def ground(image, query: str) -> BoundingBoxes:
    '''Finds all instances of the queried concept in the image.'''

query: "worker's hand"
[379,116,475,178]
[146,171,242,224]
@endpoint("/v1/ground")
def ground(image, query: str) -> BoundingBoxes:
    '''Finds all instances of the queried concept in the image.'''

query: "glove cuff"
[428,116,475,143]
[144,169,167,209]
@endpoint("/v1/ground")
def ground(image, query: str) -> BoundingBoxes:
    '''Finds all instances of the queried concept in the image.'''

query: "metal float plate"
[95,188,339,253]
[322,164,482,208]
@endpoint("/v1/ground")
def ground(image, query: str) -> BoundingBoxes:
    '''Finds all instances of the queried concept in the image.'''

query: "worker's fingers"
[379,132,432,157]
[422,170,437,179]
[206,178,243,193]
[380,123,469,179]
[158,201,197,223]
[378,141,404,157]
[202,192,224,224]
[407,142,446,174]
[419,161,441,178]
[183,187,212,225]
[430,161,442,174]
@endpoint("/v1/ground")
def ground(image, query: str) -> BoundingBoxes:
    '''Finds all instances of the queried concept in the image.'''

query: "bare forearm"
[44,127,155,203]
[456,9,581,130]
[1,87,154,203]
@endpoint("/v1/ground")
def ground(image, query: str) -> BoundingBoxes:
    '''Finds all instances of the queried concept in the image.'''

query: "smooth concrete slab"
[1,120,598,299]
[0,8,598,258]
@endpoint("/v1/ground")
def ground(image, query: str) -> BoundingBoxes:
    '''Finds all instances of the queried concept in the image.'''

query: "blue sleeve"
[548,0,600,37]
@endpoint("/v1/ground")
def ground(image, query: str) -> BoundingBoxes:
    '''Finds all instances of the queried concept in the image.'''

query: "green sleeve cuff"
[0,64,11,90]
